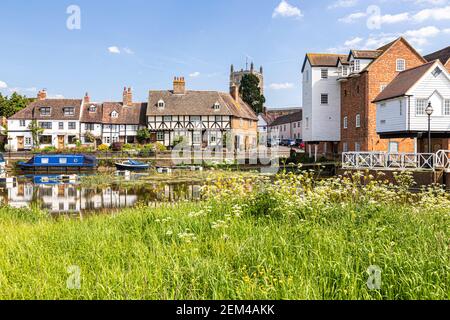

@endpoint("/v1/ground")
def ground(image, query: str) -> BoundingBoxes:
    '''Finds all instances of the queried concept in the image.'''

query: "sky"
[0,0,449,109]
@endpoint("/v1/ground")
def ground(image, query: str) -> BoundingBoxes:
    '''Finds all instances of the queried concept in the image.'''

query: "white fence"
[341,151,450,171]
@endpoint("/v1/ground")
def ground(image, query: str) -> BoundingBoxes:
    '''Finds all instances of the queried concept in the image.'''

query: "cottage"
[269,111,303,141]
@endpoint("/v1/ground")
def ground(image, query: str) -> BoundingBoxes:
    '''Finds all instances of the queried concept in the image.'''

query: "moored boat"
[18,154,97,172]
[115,160,150,171]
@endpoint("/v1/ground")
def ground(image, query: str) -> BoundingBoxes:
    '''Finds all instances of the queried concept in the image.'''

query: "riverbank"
[0,171,448,299]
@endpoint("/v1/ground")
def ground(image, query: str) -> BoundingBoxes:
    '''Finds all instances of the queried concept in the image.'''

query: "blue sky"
[0,0,449,108]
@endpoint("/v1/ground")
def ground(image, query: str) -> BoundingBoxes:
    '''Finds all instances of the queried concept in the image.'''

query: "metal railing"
[342,152,436,171]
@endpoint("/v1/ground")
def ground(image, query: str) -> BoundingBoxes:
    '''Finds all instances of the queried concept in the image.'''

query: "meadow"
[0,170,448,300]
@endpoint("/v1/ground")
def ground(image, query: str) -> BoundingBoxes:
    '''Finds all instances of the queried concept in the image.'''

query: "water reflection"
[0,178,202,216]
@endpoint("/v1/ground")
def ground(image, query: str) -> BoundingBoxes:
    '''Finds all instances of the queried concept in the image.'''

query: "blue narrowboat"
[18,154,97,172]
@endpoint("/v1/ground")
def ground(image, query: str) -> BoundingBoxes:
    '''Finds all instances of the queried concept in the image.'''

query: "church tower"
[230,61,264,96]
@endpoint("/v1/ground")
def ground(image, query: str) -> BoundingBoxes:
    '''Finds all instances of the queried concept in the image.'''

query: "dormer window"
[111,111,119,118]
[157,99,165,109]
[40,107,51,116]
[89,105,97,113]
[63,107,75,116]
[213,102,220,111]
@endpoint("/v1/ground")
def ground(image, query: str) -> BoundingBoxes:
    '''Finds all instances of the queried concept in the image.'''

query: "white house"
[269,111,302,141]
[7,90,83,151]
[302,54,344,153]
[374,60,450,152]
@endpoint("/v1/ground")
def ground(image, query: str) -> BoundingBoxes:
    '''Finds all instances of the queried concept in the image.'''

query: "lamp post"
[425,102,434,154]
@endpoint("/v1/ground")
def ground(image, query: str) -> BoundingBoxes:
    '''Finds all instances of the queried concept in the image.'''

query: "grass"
[0,171,448,300]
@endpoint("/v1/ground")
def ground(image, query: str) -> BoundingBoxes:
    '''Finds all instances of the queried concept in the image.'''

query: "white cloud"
[339,12,367,23]
[189,72,200,78]
[123,47,134,55]
[0,81,7,89]
[272,1,303,19]
[413,5,450,22]
[269,82,294,90]
[328,0,358,9]
[108,46,121,54]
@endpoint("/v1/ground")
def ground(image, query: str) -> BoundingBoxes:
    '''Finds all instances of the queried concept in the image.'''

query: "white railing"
[342,152,436,171]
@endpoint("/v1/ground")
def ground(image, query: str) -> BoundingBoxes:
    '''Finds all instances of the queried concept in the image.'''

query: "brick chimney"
[230,83,239,101]
[37,89,47,100]
[122,87,128,105]
[127,87,133,106]
[83,92,90,104]
[173,77,186,95]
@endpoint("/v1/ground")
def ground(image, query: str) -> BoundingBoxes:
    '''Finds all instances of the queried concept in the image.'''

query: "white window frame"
[321,69,328,79]
[396,59,406,72]
[355,142,361,152]
[380,84,387,92]
[354,60,360,72]
[305,117,309,129]
[416,99,427,116]
[343,116,348,129]
[343,143,348,153]
[444,99,450,116]
[19,120,26,127]
[356,114,361,128]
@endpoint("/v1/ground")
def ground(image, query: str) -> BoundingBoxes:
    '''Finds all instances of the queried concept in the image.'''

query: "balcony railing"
[342,152,436,171]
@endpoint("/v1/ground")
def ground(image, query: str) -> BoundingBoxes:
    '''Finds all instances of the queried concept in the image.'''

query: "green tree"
[28,120,44,147]
[239,74,266,114]
[0,92,33,118]
[136,128,151,144]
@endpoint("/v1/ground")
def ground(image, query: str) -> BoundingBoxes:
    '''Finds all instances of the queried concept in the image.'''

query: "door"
[17,136,24,150]
[58,136,65,149]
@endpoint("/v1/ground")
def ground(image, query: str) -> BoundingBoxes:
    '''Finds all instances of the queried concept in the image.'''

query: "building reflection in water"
[0,180,202,216]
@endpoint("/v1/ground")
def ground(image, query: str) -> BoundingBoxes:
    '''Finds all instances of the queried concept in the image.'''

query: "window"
[40,107,51,116]
[89,105,97,112]
[305,117,309,129]
[163,116,172,122]
[39,135,52,144]
[85,123,95,131]
[389,142,399,153]
[444,100,450,116]
[356,114,361,128]
[396,59,406,72]
[193,132,201,144]
[416,99,427,115]
[321,69,328,79]
[64,107,75,116]
[68,135,77,144]
[157,100,165,108]
[68,122,76,130]
[355,143,361,152]
[105,136,111,144]
[191,116,201,123]
[353,60,360,72]
[213,102,220,110]
[59,122,64,130]
[25,137,32,145]
[343,143,348,153]
[157,132,164,140]
[111,111,119,118]
[39,122,52,129]
[380,84,387,92]
[19,120,26,127]
[215,116,222,122]
[342,67,348,77]
[432,67,442,78]
[293,123,296,129]
[343,116,348,129]
[321,94,329,105]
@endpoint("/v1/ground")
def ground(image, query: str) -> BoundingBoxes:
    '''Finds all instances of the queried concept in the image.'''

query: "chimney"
[37,89,47,100]
[173,77,186,95]
[126,87,133,106]
[83,92,90,104]
[122,87,128,105]
[230,83,239,101]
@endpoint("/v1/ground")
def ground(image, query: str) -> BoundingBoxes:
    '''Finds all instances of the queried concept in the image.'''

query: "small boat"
[18,154,97,172]
[115,160,150,171]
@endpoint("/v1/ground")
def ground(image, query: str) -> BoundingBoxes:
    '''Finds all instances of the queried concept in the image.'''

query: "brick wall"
[340,39,425,153]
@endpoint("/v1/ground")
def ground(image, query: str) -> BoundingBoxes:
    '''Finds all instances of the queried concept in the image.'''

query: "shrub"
[97,144,110,152]
[155,142,167,152]
[111,142,124,151]
[136,128,151,144]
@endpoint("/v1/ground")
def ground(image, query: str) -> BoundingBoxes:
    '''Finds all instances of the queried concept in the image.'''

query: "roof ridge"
[399,60,437,74]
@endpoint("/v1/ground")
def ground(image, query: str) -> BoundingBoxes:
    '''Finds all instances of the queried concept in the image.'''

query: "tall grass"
[0,171,448,300]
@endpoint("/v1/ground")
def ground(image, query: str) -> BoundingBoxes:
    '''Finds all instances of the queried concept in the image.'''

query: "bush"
[155,142,167,152]
[97,144,110,152]
[111,142,124,152]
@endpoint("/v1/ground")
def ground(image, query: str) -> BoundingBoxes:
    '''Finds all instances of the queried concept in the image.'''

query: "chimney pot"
[37,89,47,100]
[173,76,186,95]
[84,92,90,104]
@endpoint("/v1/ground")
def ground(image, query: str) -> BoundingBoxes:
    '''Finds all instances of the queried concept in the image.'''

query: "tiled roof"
[373,60,437,103]
[269,111,303,127]
[80,103,103,123]
[350,50,383,59]
[147,90,258,120]
[102,102,148,125]
[303,53,348,71]
[9,99,82,120]
[424,46,450,65]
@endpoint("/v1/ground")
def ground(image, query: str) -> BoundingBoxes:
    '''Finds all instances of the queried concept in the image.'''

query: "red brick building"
[339,37,427,153]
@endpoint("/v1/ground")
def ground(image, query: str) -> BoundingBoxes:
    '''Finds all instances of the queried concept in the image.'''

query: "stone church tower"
[230,62,264,95]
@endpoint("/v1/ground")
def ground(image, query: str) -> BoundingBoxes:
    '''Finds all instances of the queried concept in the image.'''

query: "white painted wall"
[302,61,341,142]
